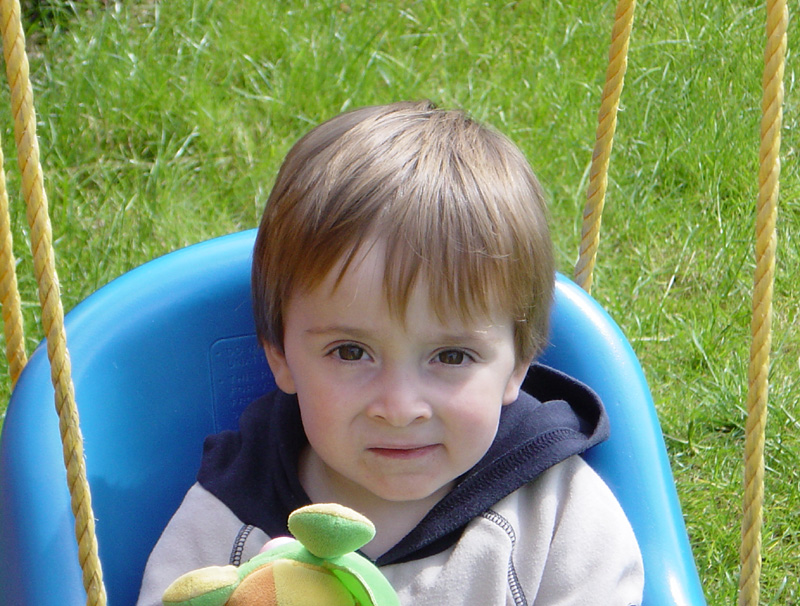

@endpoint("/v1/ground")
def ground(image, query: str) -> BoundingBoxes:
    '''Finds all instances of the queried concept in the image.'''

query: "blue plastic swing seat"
[0,230,706,605]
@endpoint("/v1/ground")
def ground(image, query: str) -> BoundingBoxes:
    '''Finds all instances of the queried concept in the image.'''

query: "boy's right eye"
[332,344,366,361]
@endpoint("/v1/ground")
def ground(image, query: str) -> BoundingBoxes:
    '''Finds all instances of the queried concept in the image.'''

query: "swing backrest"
[0,230,706,606]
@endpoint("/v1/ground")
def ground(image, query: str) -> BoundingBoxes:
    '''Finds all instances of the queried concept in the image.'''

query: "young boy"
[138,101,643,605]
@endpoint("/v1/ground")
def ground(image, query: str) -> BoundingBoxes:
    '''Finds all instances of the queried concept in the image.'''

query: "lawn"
[0,0,798,603]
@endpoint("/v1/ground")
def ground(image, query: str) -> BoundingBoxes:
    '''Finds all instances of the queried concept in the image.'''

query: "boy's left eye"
[436,350,467,365]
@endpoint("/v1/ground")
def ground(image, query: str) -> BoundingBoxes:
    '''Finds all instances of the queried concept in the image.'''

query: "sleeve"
[525,457,644,606]
[136,483,268,606]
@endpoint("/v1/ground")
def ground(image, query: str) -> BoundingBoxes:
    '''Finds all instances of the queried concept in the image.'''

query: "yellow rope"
[738,1,787,604]
[574,0,636,294]
[0,0,107,604]
[0,139,27,386]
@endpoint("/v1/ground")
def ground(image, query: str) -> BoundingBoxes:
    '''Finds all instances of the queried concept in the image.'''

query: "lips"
[367,444,440,459]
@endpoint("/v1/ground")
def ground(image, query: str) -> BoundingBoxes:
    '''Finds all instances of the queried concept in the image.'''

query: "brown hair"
[252,101,554,361]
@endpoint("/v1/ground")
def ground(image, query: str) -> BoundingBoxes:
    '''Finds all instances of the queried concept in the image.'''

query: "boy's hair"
[252,101,554,362]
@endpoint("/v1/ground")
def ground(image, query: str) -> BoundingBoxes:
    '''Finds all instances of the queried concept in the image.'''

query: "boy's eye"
[436,350,466,365]
[333,344,366,361]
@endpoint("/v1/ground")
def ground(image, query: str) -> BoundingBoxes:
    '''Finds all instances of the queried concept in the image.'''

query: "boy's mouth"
[367,445,440,459]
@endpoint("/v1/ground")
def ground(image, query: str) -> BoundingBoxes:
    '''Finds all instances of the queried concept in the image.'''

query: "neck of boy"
[298,446,452,560]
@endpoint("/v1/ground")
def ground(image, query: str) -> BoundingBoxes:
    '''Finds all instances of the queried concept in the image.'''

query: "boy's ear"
[502,358,533,405]
[263,343,298,394]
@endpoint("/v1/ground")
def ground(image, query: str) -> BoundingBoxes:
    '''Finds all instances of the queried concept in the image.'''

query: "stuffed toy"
[162,503,400,606]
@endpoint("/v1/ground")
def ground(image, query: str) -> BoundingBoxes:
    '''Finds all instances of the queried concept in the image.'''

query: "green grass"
[1,0,798,603]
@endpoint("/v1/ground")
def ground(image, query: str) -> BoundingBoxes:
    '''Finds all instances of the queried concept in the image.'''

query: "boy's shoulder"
[383,456,643,606]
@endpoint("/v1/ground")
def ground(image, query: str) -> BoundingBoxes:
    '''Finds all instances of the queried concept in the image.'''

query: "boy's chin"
[362,478,457,505]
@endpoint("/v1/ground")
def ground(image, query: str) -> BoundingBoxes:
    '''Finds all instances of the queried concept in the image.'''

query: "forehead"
[287,239,512,332]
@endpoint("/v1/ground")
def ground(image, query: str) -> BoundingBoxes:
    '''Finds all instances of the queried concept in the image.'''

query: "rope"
[0,0,107,604]
[0,138,27,386]
[573,0,636,294]
[738,1,787,604]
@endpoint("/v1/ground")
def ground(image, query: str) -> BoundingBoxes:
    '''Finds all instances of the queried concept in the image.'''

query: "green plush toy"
[162,503,400,606]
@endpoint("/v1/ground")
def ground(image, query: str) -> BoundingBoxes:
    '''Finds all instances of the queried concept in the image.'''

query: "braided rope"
[0,139,27,385]
[0,0,107,604]
[738,1,787,604]
[573,0,636,294]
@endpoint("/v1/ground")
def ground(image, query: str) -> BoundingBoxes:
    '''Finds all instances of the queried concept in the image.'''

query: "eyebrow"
[304,324,498,345]
[304,325,373,339]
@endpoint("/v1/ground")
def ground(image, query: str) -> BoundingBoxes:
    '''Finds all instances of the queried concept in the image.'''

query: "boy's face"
[264,242,529,511]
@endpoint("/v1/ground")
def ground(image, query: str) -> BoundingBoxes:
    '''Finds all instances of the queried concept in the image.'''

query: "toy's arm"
[137,483,268,606]
[162,566,239,606]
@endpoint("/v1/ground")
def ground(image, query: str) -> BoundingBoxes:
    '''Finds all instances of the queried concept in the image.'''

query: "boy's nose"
[366,368,432,427]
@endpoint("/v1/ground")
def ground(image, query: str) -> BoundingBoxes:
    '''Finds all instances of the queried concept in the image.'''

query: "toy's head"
[162,503,399,606]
